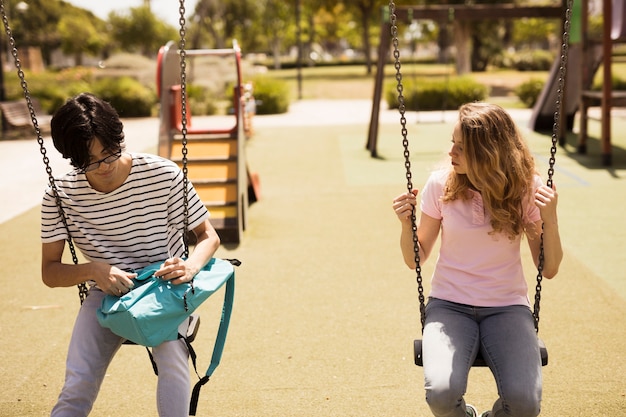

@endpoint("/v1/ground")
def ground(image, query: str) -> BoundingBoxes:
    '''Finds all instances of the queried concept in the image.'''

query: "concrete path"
[0,99,529,225]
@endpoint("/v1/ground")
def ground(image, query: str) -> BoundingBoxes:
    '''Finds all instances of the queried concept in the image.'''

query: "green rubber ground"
[1,103,624,416]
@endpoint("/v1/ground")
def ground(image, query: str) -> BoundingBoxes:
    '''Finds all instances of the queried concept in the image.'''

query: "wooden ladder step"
[205,205,238,219]
[173,131,236,140]
[174,159,238,181]
[193,180,238,204]
[171,155,238,163]
[171,138,238,158]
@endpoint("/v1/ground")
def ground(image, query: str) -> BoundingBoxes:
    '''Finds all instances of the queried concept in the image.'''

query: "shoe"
[466,404,478,417]
[480,412,491,417]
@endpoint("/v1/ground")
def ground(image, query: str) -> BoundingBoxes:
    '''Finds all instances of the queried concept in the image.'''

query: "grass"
[257,61,626,107]
[256,63,543,104]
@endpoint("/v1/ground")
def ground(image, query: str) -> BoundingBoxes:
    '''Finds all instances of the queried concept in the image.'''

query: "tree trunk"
[271,40,282,70]
[454,19,471,75]
[360,6,372,74]
[437,23,451,64]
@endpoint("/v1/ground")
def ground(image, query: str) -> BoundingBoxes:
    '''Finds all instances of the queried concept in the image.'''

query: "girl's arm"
[393,191,441,269]
[527,185,563,278]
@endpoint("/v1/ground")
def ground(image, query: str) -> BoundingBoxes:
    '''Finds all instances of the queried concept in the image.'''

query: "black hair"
[50,93,125,170]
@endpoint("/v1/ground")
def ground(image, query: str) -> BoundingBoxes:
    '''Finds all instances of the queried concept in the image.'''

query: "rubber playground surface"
[0,100,624,416]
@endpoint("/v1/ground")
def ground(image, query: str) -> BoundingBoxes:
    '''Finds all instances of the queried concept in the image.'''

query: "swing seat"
[413,338,548,367]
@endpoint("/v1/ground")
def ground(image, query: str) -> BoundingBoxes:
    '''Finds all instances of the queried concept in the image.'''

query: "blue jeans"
[51,288,191,417]
[422,298,542,417]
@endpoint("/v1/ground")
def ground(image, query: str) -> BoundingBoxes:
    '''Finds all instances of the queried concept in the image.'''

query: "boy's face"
[83,138,124,189]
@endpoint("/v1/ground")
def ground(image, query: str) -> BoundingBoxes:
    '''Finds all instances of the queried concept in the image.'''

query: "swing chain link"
[178,0,190,258]
[534,0,573,333]
[0,1,88,302]
[389,0,425,330]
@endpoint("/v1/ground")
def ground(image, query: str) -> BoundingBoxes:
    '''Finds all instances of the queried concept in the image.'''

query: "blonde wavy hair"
[443,102,537,239]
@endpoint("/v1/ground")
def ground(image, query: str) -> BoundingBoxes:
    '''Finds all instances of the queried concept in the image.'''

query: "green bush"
[592,74,626,91]
[515,78,545,108]
[249,76,290,115]
[187,84,218,116]
[91,76,156,117]
[23,83,70,115]
[5,68,156,117]
[500,49,554,71]
[4,67,94,114]
[385,76,489,111]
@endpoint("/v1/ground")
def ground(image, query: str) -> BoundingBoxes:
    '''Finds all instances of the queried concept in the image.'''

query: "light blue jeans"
[51,288,190,417]
[422,298,542,417]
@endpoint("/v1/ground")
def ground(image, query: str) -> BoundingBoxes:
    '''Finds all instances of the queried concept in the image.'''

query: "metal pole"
[601,0,612,166]
[0,52,5,101]
[296,0,302,100]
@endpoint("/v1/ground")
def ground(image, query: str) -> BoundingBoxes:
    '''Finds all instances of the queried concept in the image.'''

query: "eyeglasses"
[79,150,122,173]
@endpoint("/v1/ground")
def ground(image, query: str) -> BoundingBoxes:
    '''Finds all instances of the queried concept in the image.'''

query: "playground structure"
[369,0,626,166]
[531,0,626,166]
[157,40,258,244]
[576,0,626,166]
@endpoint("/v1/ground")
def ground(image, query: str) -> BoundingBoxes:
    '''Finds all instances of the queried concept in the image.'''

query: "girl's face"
[449,123,467,174]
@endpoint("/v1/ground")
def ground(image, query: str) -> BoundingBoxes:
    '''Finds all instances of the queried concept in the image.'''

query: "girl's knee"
[512,403,540,417]
[426,387,463,416]
[505,393,541,417]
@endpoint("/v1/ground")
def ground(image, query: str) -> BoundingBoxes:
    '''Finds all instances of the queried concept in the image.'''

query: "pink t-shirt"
[420,169,543,307]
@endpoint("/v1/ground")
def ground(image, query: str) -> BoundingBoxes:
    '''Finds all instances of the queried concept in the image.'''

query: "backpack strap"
[142,313,203,376]
[189,272,235,416]
[136,261,237,415]
[145,347,159,375]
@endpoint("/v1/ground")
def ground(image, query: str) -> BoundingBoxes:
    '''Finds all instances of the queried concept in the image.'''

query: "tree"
[108,6,177,57]
[189,0,229,49]
[315,3,360,58]
[322,0,383,74]
[4,0,64,65]
[259,0,293,69]
[189,0,262,51]
[57,11,108,65]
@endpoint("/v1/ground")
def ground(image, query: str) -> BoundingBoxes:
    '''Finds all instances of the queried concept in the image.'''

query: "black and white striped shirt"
[41,153,209,271]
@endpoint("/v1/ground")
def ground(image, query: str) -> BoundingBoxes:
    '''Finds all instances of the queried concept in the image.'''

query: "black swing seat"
[413,338,548,367]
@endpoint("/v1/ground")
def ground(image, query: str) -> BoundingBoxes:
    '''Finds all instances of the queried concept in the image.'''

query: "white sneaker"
[466,404,478,417]
[480,412,491,417]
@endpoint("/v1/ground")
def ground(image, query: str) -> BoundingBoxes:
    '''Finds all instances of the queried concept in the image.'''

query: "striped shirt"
[41,153,209,272]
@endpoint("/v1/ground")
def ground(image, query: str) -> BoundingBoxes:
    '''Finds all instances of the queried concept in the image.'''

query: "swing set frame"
[369,1,568,158]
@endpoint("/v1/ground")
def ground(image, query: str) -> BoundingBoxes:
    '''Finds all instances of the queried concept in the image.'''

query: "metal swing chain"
[178,0,190,258]
[388,0,425,330]
[533,0,573,333]
[0,1,88,302]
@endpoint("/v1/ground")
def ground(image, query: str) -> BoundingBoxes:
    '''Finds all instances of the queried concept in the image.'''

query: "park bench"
[0,99,52,137]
